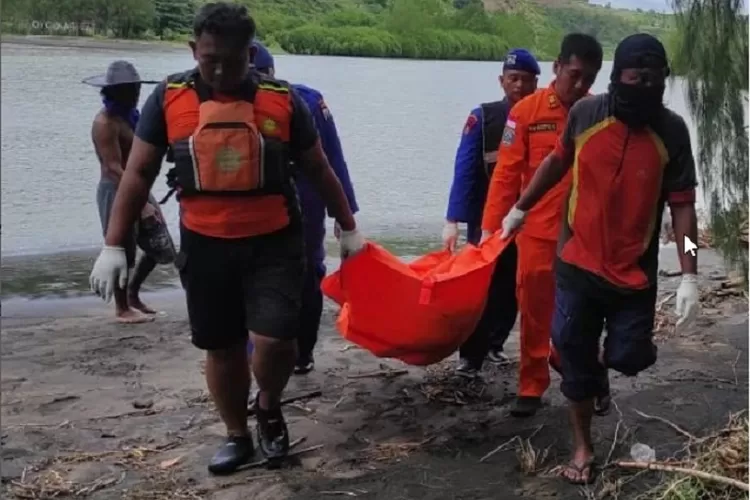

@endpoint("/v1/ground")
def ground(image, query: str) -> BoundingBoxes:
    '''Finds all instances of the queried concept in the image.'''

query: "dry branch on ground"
[418,363,490,405]
[616,410,749,499]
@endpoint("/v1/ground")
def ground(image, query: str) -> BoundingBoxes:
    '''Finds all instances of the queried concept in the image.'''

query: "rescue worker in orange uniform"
[481,33,603,417]
[89,3,365,475]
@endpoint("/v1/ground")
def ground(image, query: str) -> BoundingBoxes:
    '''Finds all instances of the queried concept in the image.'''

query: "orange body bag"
[321,234,513,366]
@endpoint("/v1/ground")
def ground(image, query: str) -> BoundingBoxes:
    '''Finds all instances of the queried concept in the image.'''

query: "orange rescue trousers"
[516,233,561,398]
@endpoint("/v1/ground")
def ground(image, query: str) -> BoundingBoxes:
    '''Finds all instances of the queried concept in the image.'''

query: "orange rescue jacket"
[481,83,571,241]
[163,70,296,239]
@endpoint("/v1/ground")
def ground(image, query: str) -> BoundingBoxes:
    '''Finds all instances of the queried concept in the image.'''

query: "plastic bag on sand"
[321,233,512,366]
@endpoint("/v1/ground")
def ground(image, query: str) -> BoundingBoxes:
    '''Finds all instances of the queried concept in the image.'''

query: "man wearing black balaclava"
[609,33,670,128]
[497,33,700,484]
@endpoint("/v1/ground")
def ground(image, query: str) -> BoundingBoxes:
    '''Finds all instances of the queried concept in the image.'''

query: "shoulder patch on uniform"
[548,94,560,109]
[501,121,516,146]
[528,122,557,133]
[463,113,478,135]
[319,98,331,120]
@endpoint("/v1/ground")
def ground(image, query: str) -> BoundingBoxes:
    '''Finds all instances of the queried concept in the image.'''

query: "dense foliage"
[670,0,749,280]
[1,0,675,60]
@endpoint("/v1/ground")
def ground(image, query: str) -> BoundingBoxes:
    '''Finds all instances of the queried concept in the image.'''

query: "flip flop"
[558,457,597,485]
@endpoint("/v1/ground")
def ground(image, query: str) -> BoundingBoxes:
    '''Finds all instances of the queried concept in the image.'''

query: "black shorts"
[176,224,305,350]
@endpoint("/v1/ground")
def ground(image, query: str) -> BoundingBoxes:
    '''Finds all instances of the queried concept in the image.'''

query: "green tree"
[57,0,97,35]
[671,0,749,279]
[385,0,446,34]
[107,0,156,38]
[154,0,195,38]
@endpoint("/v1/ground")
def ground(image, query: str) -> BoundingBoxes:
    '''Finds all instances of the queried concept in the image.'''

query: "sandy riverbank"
[1,248,747,499]
[1,35,186,52]
[1,35,288,54]
[0,234,436,300]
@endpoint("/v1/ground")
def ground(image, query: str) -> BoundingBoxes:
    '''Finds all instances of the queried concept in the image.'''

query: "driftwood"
[247,390,322,416]
[614,461,749,491]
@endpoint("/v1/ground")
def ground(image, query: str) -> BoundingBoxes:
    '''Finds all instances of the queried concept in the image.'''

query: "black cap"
[611,33,668,82]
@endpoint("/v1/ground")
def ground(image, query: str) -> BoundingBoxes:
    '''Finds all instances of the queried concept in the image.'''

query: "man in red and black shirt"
[500,34,700,484]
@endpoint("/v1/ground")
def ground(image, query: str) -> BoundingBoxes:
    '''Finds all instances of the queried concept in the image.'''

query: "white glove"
[89,246,129,303]
[442,222,459,252]
[340,229,365,259]
[500,206,526,238]
[675,273,700,329]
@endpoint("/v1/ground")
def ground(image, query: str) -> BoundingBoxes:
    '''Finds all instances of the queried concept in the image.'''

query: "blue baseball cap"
[502,48,540,75]
[251,41,275,72]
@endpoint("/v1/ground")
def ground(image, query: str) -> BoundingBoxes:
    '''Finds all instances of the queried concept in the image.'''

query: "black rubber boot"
[255,393,290,467]
[455,357,481,379]
[510,396,542,418]
[207,435,254,475]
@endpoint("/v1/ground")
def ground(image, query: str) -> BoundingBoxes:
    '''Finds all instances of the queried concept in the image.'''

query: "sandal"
[558,456,597,485]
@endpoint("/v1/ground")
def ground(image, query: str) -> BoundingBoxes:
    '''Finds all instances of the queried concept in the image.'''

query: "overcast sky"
[588,0,672,12]
[588,0,748,13]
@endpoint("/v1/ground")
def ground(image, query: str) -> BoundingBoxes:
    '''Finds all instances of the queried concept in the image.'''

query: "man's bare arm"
[92,119,125,181]
[516,151,572,212]
[297,140,356,232]
[670,203,698,275]
[105,138,165,247]
[662,114,699,276]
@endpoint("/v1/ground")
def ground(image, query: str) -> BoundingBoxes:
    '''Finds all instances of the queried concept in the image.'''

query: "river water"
[1,43,701,257]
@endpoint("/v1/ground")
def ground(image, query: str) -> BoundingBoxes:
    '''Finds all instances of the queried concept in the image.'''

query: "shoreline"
[1,34,290,53]
[0,238,434,300]
[1,34,185,52]
[0,240,715,303]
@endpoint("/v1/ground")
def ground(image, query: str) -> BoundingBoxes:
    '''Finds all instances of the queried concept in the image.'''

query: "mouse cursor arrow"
[684,235,698,257]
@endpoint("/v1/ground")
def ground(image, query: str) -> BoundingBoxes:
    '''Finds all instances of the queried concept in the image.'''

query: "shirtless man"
[84,61,175,323]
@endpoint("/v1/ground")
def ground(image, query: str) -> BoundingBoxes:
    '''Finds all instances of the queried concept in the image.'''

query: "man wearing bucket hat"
[443,48,540,379]
[84,60,175,323]
[500,33,699,484]
[249,41,359,376]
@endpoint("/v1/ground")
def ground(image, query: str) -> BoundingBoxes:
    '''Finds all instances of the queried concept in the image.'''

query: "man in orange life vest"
[89,2,365,474]
[482,33,603,418]
[501,33,699,484]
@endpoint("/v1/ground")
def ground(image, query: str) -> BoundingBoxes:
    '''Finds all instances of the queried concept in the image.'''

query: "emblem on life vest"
[548,94,559,109]
[262,118,277,134]
[215,147,243,172]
